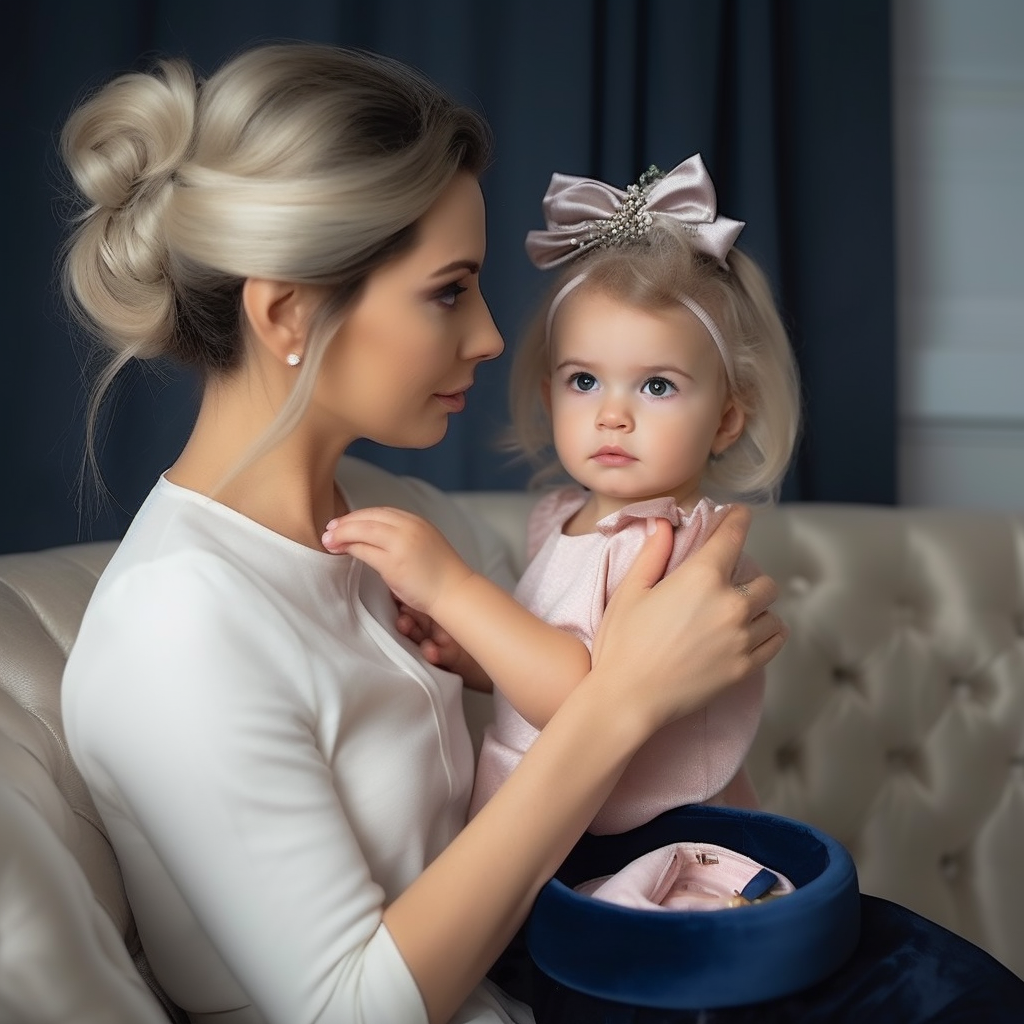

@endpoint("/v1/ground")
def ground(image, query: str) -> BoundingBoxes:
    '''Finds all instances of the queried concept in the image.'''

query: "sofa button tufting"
[886,748,919,772]
[775,742,801,770]
[893,602,916,625]
[940,853,961,882]
[832,665,858,685]
[950,676,974,700]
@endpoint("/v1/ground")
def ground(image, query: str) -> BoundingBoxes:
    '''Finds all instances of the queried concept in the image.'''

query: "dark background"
[2,0,895,554]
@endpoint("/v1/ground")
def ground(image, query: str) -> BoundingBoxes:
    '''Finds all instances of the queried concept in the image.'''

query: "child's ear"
[540,377,553,416]
[242,279,314,367]
[712,398,745,456]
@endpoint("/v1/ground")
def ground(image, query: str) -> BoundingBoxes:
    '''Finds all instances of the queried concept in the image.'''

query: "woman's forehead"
[408,172,487,270]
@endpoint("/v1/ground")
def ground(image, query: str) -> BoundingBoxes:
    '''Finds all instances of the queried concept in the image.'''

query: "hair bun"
[62,59,197,212]
[60,60,198,361]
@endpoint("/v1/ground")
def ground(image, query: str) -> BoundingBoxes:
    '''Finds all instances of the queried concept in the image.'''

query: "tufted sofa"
[2,490,1023,1021]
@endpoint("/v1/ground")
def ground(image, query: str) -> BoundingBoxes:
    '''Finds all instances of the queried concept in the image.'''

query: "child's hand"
[395,602,492,690]
[322,507,474,618]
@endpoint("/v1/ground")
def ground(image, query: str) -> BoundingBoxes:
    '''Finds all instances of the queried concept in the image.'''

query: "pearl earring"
[286,353,302,367]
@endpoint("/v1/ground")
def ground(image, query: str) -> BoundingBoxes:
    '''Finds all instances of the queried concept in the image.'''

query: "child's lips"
[592,446,637,466]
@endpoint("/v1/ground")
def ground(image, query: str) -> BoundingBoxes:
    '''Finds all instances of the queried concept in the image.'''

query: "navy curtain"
[1,0,895,555]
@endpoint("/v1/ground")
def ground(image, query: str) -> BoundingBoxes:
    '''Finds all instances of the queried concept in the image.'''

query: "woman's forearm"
[382,668,645,1024]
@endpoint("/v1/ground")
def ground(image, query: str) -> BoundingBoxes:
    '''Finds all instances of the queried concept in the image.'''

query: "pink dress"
[469,486,764,835]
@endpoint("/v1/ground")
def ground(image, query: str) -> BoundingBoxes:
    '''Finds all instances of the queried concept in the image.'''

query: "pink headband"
[526,155,742,386]
[544,273,736,389]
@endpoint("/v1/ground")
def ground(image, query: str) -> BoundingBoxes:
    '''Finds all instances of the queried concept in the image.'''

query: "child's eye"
[436,282,468,308]
[641,377,677,398]
[568,372,598,392]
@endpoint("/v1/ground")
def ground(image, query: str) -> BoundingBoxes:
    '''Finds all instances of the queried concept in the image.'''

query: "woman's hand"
[589,506,786,734]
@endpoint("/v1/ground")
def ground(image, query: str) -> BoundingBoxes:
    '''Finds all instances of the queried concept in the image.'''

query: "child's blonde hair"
[509,220,801,505]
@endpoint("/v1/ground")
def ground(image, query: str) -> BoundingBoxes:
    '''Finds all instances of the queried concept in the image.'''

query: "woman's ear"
[711,398,746,456]
[241,279,313,367]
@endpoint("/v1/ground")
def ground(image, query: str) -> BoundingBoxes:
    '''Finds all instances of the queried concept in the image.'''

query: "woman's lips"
[434,390,467,412]
[592,447,637,466]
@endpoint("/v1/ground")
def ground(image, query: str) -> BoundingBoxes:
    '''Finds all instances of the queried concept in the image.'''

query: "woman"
[59,43,784,1024]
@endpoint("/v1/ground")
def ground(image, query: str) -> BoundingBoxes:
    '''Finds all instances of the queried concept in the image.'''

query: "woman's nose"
[464,301,504,362]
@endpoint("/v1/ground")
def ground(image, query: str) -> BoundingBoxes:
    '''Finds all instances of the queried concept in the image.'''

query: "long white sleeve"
[63,462,521,1024]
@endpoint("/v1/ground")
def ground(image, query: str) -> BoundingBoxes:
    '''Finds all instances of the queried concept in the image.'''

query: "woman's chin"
[372,420,449,450]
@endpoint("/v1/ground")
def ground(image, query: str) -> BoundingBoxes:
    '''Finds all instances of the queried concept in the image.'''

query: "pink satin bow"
[525,154,744,270]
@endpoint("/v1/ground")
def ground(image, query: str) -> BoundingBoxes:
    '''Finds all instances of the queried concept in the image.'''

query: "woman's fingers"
[589,503,787,731]
[750,609,789,665]
[731,572,779,621]
[608,517,674,599]
[690,504,752,582]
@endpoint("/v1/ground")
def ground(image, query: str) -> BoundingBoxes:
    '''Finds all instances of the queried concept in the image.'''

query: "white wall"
[894,0,1024,509]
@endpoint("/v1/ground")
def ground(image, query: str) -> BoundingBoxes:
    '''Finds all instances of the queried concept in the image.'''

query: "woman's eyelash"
[436,281,468,307]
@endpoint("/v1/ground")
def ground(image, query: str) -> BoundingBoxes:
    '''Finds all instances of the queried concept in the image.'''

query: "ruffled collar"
[594,495,724,537]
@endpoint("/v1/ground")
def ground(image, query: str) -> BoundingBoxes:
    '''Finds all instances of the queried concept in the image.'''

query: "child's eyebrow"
[554,357,692,378]
[553,357,596,372]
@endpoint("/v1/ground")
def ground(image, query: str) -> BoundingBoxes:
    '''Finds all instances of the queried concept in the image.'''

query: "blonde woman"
[59,43,784,1024]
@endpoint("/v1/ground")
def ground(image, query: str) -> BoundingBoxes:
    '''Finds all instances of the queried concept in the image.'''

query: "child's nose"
[596,397,633,430]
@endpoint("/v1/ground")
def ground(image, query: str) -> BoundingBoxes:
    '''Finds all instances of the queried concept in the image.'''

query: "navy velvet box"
[526,805,861,1009]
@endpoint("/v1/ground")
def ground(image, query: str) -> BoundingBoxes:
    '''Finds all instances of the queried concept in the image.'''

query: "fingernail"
[321,532,335,549]
[325,519,338,531]
[646,519,657,535]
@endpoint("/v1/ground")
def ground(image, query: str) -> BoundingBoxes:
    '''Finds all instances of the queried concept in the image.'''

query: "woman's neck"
[166,379,350,550]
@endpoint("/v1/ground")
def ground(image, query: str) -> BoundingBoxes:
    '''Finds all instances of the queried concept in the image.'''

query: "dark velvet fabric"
[491,808,1024,1021]
[492,896,1024,1023]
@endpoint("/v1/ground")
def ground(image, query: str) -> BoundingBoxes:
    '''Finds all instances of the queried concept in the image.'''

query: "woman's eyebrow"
[431,259,480,278]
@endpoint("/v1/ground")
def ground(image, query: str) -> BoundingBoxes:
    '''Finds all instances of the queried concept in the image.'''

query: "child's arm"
[323,507,592,727]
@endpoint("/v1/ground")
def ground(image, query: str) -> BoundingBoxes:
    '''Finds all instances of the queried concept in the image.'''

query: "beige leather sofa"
[2,489,1023,1021]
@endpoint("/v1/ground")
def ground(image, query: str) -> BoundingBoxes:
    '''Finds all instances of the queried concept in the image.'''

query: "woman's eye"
[436,282,468,308]
[569,372,598,392]
[641,377,676,398]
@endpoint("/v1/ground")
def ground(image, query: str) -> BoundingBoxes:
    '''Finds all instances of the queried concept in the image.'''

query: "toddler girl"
[324,154,800,834]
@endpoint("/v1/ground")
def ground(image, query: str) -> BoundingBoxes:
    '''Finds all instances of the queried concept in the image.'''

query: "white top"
[62,457,524,1024]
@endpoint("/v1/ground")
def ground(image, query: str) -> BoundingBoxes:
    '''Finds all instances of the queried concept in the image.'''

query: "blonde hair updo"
[60,42,492,473]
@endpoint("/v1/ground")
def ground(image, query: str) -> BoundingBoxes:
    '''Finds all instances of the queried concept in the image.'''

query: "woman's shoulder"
[95,478,277,597]
[82,478,314,654]
[64,503,312,735]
